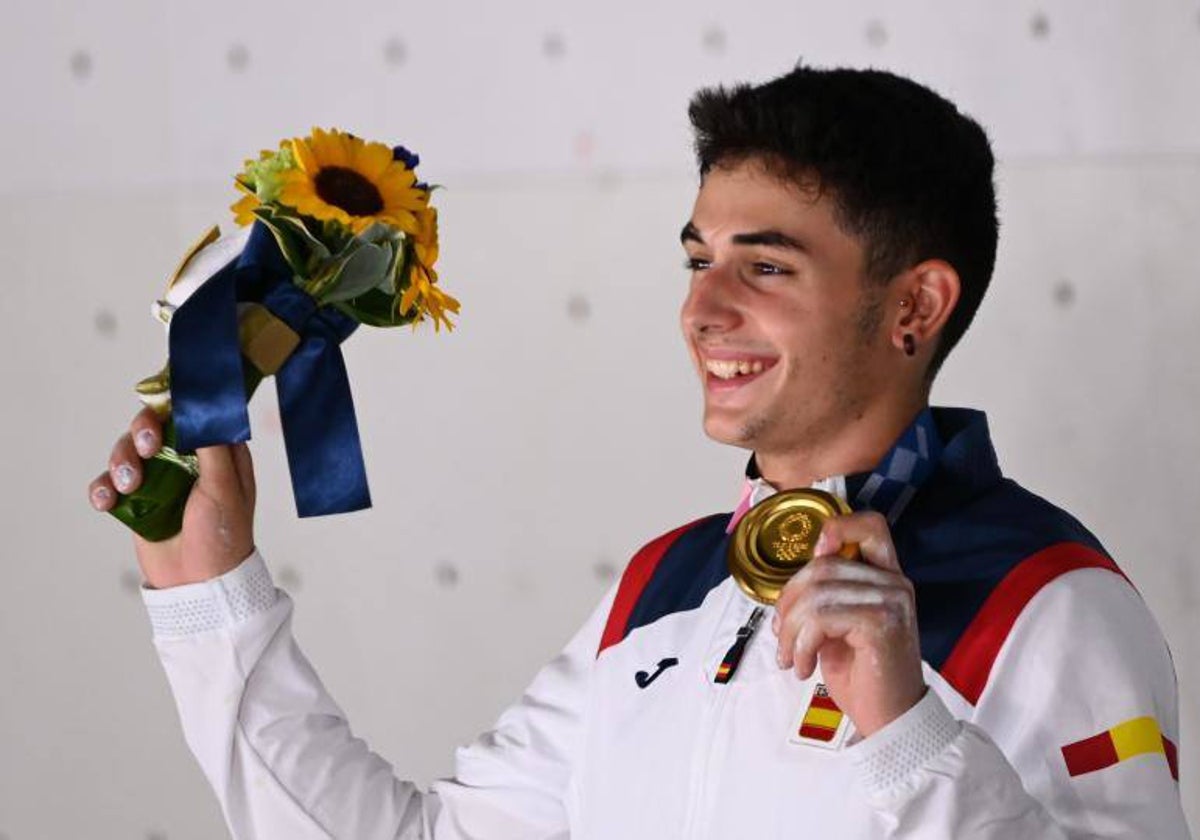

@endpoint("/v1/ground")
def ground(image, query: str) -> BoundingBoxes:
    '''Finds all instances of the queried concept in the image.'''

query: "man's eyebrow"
[731,230,807,252]
[680,224,807,252]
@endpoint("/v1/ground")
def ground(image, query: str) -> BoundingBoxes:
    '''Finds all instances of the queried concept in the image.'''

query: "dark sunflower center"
[314,166,384,216]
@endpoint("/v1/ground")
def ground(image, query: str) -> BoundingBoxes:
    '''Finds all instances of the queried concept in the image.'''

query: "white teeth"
[704,358,769,380]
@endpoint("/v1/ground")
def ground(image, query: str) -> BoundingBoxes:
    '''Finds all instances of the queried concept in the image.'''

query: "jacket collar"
[732,407,998,532]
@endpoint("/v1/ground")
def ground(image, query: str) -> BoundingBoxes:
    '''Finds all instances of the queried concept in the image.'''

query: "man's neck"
[754,397,929,491]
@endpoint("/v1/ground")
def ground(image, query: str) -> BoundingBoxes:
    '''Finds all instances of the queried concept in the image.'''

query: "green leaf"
[253,208,311,277]
[108,455,197,541]
[319,241,394,303]
[270,213,331,263]
[334,288,417,328]
[355,221,402,246]
[382,234,405,293]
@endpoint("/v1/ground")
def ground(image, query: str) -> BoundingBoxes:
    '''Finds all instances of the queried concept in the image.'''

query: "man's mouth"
[701,354,779,389]
[705,358,766,379]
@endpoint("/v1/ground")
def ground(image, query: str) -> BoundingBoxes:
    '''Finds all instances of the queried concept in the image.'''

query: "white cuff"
[848,687,962,801]
[140,550,278,638]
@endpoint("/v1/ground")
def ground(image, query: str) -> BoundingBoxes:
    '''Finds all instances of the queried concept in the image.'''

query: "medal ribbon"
[847,407,943,523]
[733,407,945,531]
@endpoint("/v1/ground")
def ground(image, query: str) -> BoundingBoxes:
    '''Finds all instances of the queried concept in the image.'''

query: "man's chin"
[702,413,758,450]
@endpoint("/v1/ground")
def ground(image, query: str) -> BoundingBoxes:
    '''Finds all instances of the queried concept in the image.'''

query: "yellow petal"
[308,128,344,167]
[379,209,419,234]
[437,284,460,308]
[230,194,260,226]
[378,166,417,192]
[399,285,419,314]
[291,138,318,174]
[356,141,394,181]
[328,130,352,168]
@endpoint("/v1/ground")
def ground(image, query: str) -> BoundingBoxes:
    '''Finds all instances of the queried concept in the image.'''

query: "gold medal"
[727,488,858,605]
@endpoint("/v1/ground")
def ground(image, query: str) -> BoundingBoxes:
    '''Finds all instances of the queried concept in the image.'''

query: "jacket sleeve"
[141,550,615,839]
[845,566,1190,838]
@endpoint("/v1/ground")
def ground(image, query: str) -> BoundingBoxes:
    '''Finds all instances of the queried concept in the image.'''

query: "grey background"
[1,1,1197,837]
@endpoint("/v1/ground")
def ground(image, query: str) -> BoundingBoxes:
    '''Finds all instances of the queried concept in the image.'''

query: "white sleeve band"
[140,550,278,638]
[849,687,962,800]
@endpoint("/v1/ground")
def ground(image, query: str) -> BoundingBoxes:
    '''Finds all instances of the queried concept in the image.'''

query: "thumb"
[230,442,256,506]
[195,444,244,499]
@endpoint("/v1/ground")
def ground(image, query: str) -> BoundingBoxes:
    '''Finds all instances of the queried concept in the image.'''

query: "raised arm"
[92,408,612,838]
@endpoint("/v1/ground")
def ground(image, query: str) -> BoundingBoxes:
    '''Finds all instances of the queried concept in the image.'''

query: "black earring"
[903,333,916,357]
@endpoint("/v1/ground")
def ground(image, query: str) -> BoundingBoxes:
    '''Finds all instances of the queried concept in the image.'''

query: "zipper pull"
[714,606,765,684]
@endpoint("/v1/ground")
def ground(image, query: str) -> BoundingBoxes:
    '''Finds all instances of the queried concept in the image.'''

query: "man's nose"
[681,265,742,334]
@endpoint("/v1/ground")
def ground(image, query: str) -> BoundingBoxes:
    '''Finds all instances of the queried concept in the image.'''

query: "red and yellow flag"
[798,685,845,743]
[1061,716,1178,780]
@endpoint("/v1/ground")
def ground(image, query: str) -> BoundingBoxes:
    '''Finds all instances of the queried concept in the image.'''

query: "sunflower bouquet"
[109,128,459,541]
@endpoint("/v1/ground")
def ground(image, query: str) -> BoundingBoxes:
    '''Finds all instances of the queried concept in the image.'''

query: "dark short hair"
[688,66,998,378]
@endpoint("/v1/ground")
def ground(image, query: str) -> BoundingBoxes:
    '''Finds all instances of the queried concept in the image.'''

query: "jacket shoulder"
[597,514,729,655]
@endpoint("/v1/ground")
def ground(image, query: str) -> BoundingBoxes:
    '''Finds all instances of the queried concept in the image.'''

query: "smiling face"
[680,159,899,479]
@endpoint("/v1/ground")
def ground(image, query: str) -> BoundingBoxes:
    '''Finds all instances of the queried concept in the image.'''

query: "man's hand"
[772,511,924,738]
[88,406,257,589]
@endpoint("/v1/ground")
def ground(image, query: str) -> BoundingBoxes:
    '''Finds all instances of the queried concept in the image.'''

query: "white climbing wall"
[1,1,1198,837]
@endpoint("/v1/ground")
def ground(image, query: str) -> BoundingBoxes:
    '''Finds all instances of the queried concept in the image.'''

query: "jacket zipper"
[714,607,765,684]
[681,600,766,839]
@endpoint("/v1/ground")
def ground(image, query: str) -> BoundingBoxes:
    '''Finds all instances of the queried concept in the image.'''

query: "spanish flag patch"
[789,683,851,750]
[1061,716,1179,780]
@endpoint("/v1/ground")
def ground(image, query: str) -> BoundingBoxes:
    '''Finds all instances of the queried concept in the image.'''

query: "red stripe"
[1163,736,1179,781]
[940,543,1126,705]
[597,517,711,656]
[799,723,838,742]
[808,694,841,712]
[1062,731,1120,777]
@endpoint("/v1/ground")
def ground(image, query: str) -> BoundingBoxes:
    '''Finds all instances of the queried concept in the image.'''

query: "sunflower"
[277,128,428,235]
[399,206,459,331]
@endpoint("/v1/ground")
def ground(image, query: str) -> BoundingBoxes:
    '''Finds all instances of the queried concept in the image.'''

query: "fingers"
[814,511,900,572]
[88,471,117,511]
[129,405,164,459]
[90,407,165,511]
[787,603,900,679]
[774,557,914,673]
[108,432,142,495]
[91,407,255,525]
[774,555,899,621]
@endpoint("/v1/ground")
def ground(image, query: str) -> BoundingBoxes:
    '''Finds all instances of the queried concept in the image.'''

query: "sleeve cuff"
[847,687,962,801]
[140,550,279,638]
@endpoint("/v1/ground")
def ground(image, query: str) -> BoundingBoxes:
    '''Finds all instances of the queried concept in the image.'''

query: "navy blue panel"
[623,514,731,641]
[894,409,1107,670]
[900,477,1106,669]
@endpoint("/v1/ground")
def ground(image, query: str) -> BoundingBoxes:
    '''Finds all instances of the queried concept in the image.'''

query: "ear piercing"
[900,297,916,355]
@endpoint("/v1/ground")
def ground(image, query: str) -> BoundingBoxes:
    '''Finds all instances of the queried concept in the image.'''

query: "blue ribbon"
[169,221,372,518]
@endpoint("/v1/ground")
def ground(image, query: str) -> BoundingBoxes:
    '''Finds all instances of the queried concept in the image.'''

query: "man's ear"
[889,259,961,355]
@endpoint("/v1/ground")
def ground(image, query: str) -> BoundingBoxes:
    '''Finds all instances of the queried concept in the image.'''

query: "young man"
[90,67,1189,837]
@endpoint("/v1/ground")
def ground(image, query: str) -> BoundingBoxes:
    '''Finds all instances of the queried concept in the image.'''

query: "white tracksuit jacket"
[140,408,1190,838]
